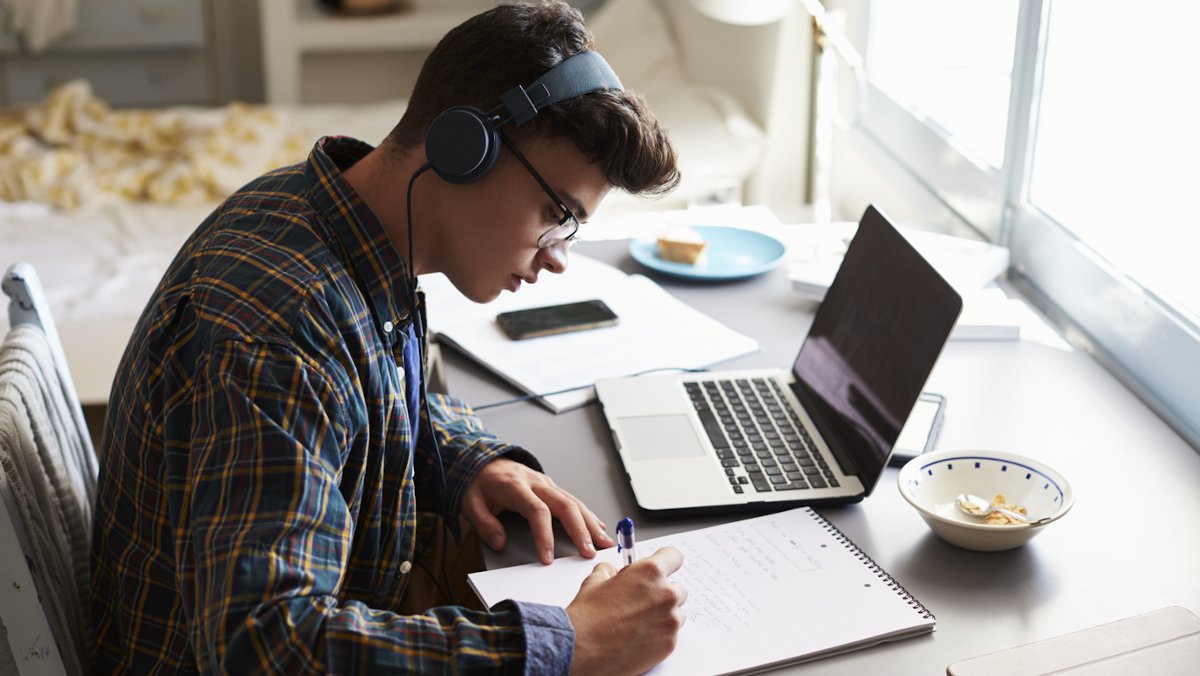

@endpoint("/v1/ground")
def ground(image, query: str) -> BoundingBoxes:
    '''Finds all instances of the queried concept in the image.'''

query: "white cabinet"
[3,52,208,107]
[0,0,214,108]
[259,0,478,104]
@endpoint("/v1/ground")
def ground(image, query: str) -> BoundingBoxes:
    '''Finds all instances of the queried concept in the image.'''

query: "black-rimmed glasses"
[500,135,581,249]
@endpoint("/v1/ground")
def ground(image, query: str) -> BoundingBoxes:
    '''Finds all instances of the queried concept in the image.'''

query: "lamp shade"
[690,0,791,26]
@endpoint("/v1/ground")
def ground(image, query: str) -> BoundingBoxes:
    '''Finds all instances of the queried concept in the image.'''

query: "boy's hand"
[566,547,687,675]
[462,458,615,564]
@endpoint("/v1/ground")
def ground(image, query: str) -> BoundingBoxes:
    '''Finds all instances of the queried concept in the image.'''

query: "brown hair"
[383,1,679,197]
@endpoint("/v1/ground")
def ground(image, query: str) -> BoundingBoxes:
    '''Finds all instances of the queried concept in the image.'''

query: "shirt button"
[397,366,405,381]
[399,560,412,575]
[383,321,394,333]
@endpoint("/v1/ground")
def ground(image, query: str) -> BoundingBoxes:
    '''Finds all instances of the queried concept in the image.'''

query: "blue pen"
[616,517,636,567]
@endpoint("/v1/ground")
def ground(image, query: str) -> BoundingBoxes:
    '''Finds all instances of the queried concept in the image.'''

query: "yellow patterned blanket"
[0,81,310,210]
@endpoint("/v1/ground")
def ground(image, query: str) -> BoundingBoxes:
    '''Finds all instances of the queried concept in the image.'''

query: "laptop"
[594,205,963,514]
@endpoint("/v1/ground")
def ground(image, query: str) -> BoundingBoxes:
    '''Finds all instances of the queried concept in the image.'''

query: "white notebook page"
[469,507,935,675]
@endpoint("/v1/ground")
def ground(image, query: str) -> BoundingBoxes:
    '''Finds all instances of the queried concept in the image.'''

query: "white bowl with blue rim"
[897,449,1073,552]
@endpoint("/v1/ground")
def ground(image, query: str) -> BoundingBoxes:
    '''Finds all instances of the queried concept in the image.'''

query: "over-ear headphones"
[424,50,623,184]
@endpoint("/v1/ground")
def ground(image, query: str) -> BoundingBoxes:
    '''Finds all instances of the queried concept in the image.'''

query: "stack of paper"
[786,221,1010,301]
[953,288,1026,342]
[784,221,1019,341]
[420,255,759,413]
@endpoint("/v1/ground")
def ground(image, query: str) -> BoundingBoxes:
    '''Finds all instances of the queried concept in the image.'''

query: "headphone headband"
[500,51,624,126]
[426,50,623,184]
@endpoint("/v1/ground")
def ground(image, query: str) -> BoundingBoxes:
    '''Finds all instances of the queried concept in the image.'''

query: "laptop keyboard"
[685,377,841,495]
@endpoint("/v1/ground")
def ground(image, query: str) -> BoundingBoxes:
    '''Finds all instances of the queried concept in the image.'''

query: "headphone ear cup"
[425,106,501,184]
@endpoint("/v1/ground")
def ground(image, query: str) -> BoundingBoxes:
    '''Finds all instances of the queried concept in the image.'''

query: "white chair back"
[1,263,98,676]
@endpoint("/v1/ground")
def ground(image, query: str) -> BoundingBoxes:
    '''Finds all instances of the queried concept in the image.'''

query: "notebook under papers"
[595,205,963,514]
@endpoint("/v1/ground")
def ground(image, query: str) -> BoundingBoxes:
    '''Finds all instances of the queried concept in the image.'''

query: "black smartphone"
[496,299,619,340]
[888,392,947,467]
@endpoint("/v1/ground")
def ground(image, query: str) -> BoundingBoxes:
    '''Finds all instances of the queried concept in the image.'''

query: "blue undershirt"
[402,320,422,454]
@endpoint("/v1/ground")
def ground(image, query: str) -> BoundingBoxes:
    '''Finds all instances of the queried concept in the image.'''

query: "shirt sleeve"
[415,391,545,519]
[500,601,577,674]
[178,338,568,674]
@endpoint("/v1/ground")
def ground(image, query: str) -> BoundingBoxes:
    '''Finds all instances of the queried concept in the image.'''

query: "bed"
[0,0,772,405]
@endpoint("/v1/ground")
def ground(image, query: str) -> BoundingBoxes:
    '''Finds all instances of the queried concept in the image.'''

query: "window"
[842,0,1200,448]
[1031,2,1200,321]
[866,0,1017,170]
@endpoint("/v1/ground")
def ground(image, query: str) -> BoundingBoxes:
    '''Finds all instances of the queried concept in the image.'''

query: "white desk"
[443,238,1200,673]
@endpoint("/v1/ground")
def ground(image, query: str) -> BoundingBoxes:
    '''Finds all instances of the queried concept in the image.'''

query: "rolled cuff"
[494,600,574,675]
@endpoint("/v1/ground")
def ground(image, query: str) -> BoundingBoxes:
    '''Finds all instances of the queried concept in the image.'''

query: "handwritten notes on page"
[468,507,935,674]
[420,254,758,412]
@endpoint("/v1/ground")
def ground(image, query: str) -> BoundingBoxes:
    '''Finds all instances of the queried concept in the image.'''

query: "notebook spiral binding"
[808,510,936,621]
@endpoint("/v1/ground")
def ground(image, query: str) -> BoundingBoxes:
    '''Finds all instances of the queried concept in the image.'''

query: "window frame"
[838,0,1200,449]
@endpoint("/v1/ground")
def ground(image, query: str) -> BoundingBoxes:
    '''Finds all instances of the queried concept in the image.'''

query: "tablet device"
[888,392,946,467]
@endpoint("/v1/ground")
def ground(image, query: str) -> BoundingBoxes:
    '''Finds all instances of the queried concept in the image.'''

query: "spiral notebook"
[468,507,935,674]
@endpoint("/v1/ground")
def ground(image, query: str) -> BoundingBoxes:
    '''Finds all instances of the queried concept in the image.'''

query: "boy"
[91,2,686,673]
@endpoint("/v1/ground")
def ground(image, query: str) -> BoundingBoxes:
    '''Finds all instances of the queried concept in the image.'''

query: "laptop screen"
[791,206,963,494]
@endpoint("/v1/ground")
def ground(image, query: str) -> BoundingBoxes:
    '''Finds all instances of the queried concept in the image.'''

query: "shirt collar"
[304,136,414,343]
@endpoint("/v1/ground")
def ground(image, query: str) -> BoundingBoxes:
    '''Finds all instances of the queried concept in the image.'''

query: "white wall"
[656,0,813,212]
[752,5,813,212]
[208,0,266,103]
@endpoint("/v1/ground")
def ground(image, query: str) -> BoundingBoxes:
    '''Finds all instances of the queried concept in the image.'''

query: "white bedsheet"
[1,201,206,324]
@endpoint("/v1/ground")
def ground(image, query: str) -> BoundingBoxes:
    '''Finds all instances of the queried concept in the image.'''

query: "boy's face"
[432,135,610,303]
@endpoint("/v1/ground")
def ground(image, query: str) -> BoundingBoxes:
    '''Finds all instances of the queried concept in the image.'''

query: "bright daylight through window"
[1032,1,1200,323]
[866,0,1199,324]
[866,0,1017,170]
[860,0,1200,445]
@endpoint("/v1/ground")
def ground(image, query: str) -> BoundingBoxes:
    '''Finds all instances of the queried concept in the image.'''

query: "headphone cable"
[471,366,711,412]
[406,162,433,308]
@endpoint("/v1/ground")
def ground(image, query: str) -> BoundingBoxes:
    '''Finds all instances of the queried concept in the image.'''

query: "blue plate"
[629,226,786,280]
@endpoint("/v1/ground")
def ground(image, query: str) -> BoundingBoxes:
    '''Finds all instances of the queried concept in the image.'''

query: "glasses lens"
[538,216,580,249]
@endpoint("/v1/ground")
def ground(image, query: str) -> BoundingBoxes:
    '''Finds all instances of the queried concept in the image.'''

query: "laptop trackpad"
[618,415,706,460]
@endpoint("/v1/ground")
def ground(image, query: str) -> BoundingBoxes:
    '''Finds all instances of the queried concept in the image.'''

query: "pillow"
[602,80,766,210]
[585,0,767,210]
[587,0,685,88]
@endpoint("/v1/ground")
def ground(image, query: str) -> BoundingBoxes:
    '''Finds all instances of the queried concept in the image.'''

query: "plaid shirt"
[91,137,574,674]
